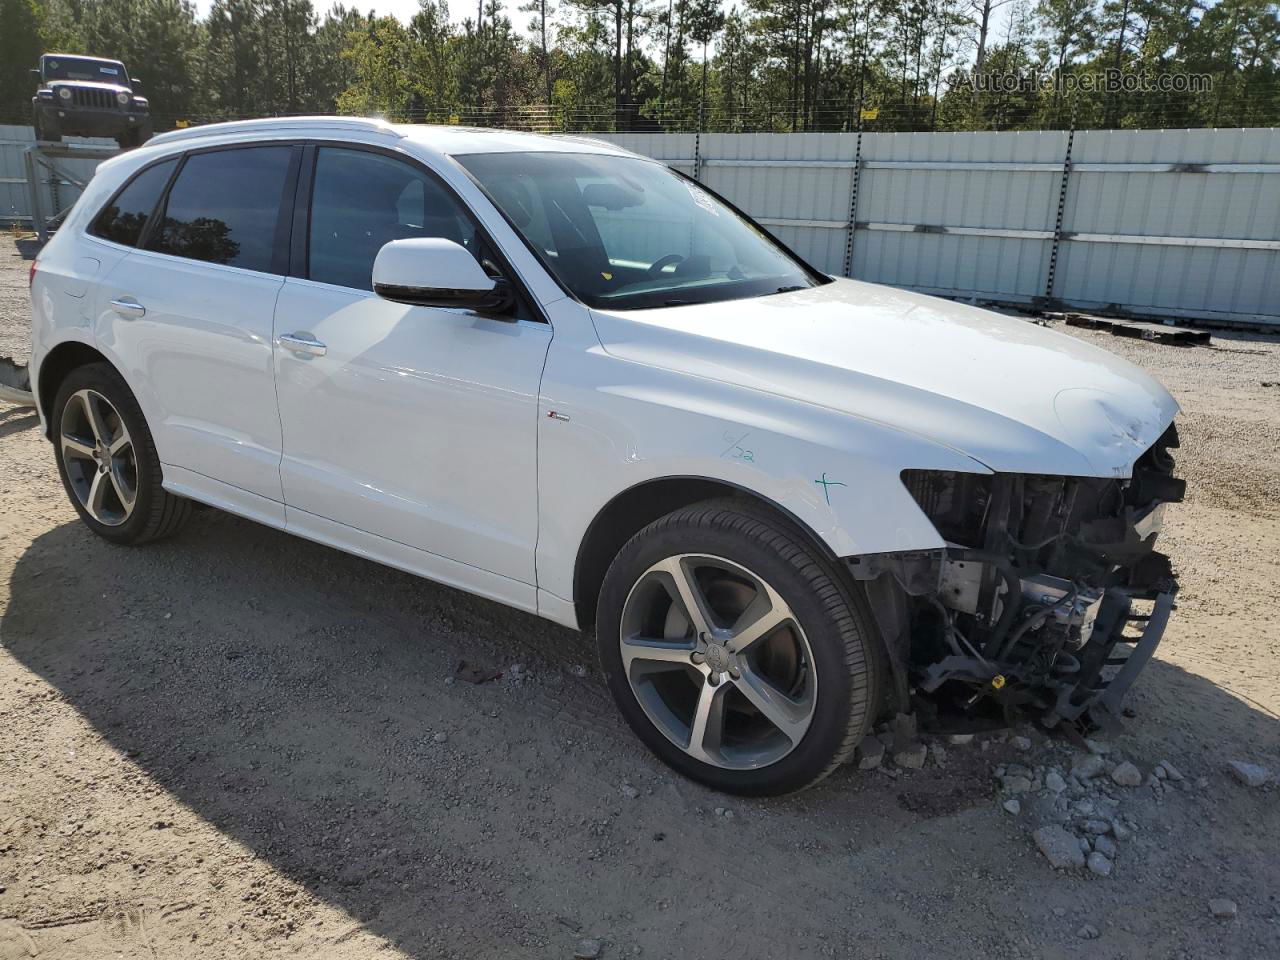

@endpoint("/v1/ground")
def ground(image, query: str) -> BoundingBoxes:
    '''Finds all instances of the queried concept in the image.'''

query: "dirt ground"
[1,232,1277,959]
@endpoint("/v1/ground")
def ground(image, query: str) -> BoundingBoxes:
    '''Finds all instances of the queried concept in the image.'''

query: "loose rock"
[1071,754,1106,780]
[946,733,974,745]
[1111,761,1142,787]
[1226,760,1271,787]
[1045,770,1067,794]
[894,742,928,769]
[1033,825,1086,869]
[1093,834,1117,858]
[1086,851,1113,877]
[1002,798,1021,815]
[1012,735,1032,751]
[856,735,885,770]
[1208,899,1238,920]
[620,783,640,800]
[433,732,448,744]
[1159,760,1184,782]
[1077,924,1100,940]
[1001,775,1032,794]
[575,938,604,958]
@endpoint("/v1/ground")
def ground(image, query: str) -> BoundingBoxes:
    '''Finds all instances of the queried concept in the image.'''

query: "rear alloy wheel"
[597,500,881,795]
[52,362,192,544]
[59,388,138,526]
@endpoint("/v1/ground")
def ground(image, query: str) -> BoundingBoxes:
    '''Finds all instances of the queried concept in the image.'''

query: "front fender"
[535,343,990,604]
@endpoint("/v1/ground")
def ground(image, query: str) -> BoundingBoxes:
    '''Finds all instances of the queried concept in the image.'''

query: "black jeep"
[31,53,152,149]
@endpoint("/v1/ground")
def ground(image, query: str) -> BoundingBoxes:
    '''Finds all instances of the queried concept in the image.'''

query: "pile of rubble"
[856,720,1274,888]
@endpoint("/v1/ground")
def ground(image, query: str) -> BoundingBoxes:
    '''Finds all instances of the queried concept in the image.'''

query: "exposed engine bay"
[851,423,1184,732]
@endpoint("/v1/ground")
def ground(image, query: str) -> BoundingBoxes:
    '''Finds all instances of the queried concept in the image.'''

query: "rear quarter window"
[89,159,177,247]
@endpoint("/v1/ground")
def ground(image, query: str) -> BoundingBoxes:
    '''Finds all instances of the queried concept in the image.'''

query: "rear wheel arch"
[572,476,842,631]
[36,341,113,434]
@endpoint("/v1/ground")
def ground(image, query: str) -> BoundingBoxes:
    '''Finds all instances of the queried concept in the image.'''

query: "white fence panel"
[0,125,116,226]
[596,127,1279,326]
[854,130,1066,303]
[1058,128,1280,325]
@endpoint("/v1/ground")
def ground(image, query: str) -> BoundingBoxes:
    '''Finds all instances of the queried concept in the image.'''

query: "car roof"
[42,52,125,66]
[147,116,644,163]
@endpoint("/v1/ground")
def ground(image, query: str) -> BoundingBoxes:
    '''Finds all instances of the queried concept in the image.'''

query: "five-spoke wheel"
[619,554,816,770]
[59,388,138,526]
[51,362,191,544]
[598,500,881,796]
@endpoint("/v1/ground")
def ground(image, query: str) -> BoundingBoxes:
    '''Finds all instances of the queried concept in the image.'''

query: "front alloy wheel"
[597,499,882,796]
[619,554,816,770]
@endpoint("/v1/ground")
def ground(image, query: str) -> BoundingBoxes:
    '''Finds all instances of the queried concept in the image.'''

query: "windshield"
[456,151,825,310]
[42,56,127,84]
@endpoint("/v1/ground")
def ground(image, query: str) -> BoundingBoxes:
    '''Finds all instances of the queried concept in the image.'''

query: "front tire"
[51,362,192,544]
[34,115,61,142]
[596,499,882,796]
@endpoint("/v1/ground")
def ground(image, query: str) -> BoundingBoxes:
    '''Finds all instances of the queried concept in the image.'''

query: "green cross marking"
[815,472,846,505]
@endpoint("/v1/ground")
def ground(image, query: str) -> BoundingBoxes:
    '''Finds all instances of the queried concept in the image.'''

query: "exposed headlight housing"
[57,87,72,100]
[116,91,130,105]
[901,470,993,547]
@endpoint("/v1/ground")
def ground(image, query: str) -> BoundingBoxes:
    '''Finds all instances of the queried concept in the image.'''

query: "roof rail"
[150,116,402,147]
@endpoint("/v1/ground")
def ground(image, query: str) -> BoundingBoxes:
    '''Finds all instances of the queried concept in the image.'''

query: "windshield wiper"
[775,285,806,294]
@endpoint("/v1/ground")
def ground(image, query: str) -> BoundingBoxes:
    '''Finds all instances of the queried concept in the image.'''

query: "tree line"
[1,0,1277,133]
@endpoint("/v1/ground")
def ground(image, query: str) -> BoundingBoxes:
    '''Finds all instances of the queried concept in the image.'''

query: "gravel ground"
[2,234,1278,959]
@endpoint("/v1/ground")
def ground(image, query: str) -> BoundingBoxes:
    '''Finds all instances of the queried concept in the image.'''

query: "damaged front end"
[851,423,1183,733]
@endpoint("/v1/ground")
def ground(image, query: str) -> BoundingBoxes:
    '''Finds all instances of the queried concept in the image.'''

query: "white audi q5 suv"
[28,118,1183,795]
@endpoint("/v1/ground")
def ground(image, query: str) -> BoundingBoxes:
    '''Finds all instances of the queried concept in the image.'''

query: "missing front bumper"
[911,584,1176,731]
[1042,587,1175,729]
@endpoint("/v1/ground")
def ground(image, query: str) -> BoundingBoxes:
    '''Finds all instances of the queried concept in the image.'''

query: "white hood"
[590,279,1179,478]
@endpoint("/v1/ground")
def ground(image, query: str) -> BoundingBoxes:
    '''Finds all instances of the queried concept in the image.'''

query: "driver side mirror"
[373,238,514,315]
[131,78,144,89]
[30,68,41,79]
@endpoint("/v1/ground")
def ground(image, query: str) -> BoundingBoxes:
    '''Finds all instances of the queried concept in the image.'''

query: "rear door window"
[90,159,176,247]
[147,146,294,274]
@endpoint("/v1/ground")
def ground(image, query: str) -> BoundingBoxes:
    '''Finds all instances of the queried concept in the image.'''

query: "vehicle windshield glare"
[456,151,825,310]
[42,56,127,83]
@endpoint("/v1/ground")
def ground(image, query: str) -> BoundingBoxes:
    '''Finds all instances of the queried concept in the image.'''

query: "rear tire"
[596,498,882,796]
[51,362,192,544]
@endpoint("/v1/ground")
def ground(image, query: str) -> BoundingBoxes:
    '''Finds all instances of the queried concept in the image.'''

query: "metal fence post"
[842,126,864,278]
[1044,115,1076,305]
[693,100,704,181]
[23,148,48,243]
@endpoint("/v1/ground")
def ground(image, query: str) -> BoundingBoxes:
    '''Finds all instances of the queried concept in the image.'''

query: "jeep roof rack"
[149,116,403,147]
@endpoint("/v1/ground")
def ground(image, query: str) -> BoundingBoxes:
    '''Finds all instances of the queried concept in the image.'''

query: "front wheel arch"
[572,476,842,632]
